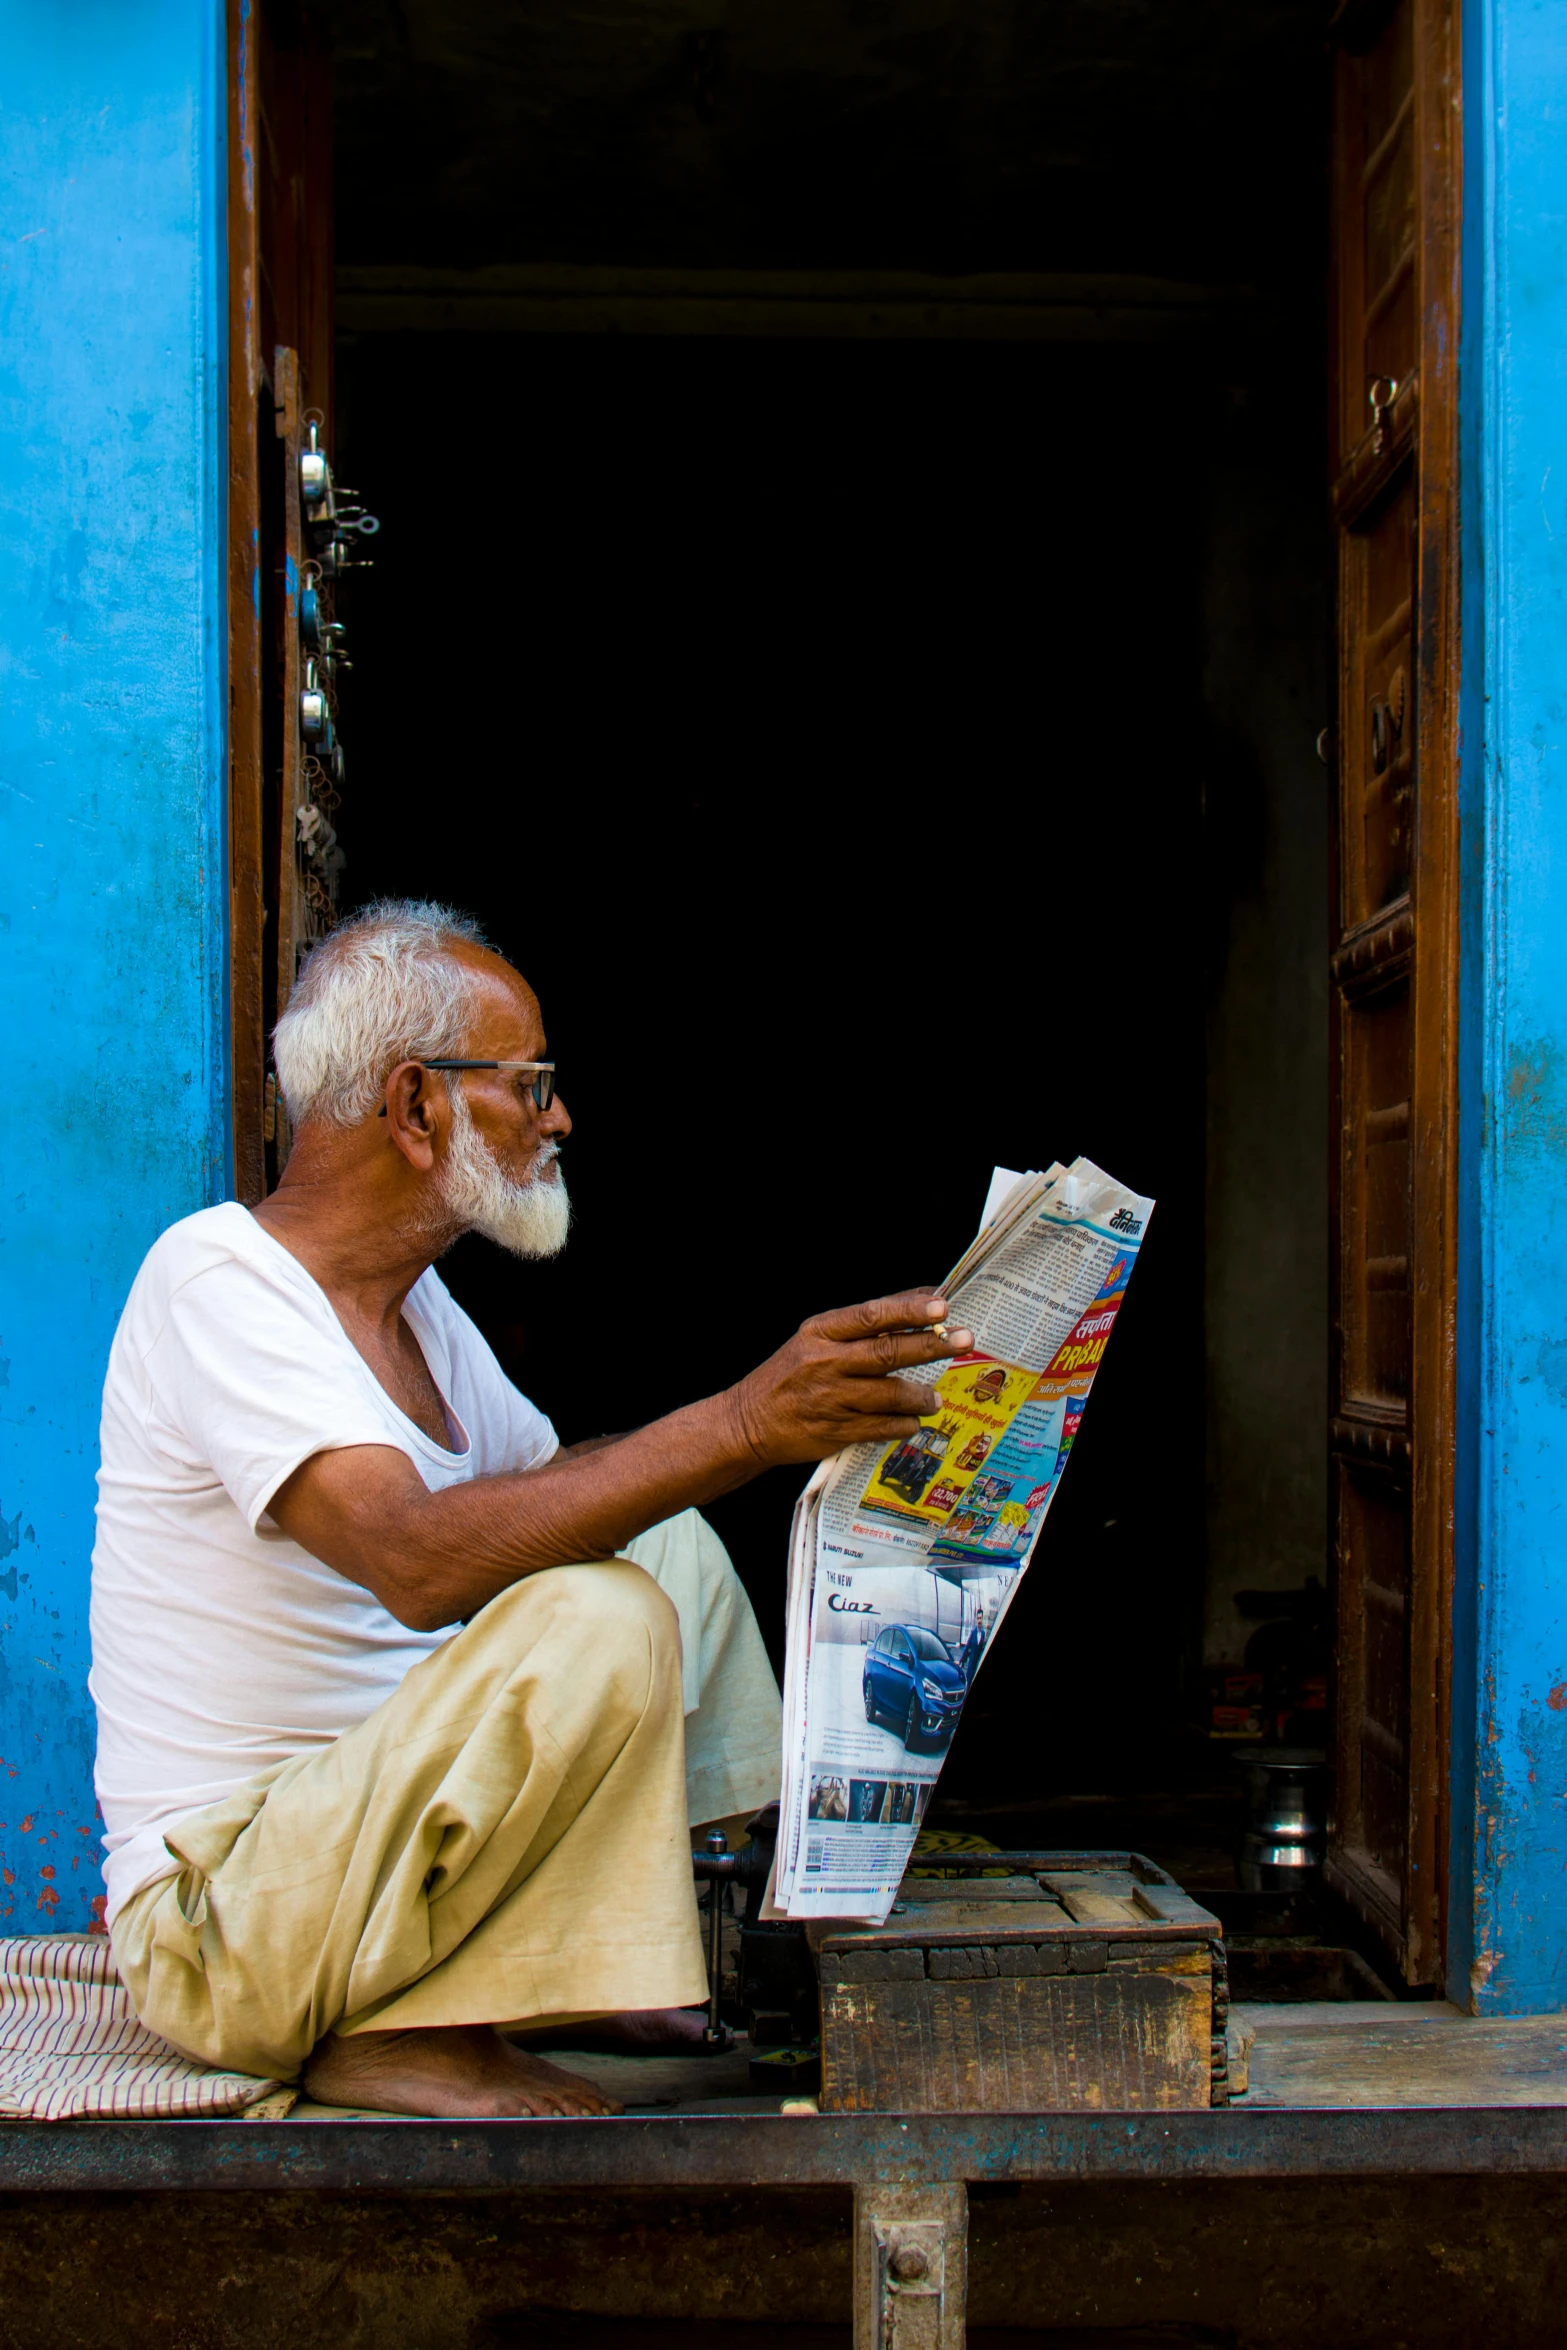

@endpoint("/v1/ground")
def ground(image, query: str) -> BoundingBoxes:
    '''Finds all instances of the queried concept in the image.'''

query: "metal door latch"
[300,414,331,506]
[300,657,328,742]
[854,2184,966,2350]
[1368,374,1399,455]
[299,412,380,568]
[301,578,348,659]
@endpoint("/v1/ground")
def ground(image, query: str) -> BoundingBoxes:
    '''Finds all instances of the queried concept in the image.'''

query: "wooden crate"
[816,1852,1228,2113]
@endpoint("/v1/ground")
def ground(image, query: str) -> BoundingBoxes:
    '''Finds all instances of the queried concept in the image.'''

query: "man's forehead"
[453,945,544,1046]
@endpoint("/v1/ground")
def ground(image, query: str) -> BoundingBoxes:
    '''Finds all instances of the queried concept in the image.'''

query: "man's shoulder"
[135,1203,265,1292]
[120,1203,293,1339]
[104,1207,264,1401]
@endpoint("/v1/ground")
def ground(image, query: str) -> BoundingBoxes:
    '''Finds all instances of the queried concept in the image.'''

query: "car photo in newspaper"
[770,1157,1154,1922]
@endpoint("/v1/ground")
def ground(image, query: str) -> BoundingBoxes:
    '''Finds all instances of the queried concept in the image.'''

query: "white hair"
[273,900,491,1128]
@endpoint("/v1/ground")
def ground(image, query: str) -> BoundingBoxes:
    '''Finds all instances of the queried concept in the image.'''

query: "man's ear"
[381,1061,443,1172]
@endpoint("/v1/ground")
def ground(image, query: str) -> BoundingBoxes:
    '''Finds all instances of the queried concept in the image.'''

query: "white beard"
[438,1088,572,1259]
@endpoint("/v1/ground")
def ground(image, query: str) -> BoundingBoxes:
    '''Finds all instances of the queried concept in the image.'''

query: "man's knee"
[484,1559,681,1677]
[560,1557,680,1637]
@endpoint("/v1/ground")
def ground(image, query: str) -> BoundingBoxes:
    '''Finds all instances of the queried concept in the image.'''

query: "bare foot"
[302,2023,622,2117]
[510,2005,715,2055]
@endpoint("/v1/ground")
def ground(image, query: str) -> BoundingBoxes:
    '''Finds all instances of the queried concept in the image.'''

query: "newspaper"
[768,1157,1154,1922]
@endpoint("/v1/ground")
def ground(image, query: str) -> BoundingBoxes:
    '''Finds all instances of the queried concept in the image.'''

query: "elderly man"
[89,901,966,2118]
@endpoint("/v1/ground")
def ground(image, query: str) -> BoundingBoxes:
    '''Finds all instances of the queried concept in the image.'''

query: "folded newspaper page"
[769,1156,1154,1922]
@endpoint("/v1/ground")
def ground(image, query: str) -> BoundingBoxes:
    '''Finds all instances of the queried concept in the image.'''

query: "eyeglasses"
[427,1059,557,1110]
[377,1060,557,1116]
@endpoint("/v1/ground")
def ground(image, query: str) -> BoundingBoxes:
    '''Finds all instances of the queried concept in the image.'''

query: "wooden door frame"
[1404,0,1462,1989]
[226,0,333,1202]
[228,0,265,1204]
[1325,0,1462,1983]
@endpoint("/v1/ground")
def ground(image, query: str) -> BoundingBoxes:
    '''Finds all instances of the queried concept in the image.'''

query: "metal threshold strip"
[2,2106,1567,2192]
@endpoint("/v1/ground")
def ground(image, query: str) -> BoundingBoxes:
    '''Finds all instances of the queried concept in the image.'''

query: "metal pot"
[1234,1746,1328,1889]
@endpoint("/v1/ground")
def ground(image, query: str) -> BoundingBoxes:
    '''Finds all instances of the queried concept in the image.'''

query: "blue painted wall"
[1451,0,1567,2011]
[0,5,228,1929]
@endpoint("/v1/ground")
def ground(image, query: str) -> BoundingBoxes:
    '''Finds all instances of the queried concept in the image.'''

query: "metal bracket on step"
[854,2181,967,2350]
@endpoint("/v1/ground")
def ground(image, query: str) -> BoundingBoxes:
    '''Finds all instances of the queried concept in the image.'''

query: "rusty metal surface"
[0,2176,1563,2349]
[4,2105,1567,2193]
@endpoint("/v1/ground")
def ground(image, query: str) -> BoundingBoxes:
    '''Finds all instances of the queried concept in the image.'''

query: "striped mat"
[0,1934,296,2120]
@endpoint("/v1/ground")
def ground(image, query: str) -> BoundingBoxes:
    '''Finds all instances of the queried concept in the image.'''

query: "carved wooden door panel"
[1326,0,1460,1984]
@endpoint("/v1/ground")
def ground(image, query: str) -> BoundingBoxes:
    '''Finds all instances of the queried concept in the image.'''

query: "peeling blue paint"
[0,5,229,1929]
[1502,1039,1567,1162]
[1450,0,1567,2013]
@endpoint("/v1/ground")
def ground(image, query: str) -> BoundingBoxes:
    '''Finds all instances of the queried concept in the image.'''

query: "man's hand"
[724,1290,970,1468]
[266,1288,972,1632]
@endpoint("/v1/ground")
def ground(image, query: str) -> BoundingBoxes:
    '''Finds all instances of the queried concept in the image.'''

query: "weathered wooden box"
[816,1851,1229,2113]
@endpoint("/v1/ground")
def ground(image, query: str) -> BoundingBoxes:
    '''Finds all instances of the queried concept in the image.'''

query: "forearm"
[270,1286,960,1633]
[434,1400,755,1591]
[286,1391,761,1630]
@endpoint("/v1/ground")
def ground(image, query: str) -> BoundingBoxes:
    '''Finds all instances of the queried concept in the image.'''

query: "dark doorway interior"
[336,329,1208,1794]
[318,0,1337,1899]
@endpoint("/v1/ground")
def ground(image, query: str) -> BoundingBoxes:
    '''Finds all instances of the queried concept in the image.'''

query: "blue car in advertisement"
[862,1623,968,1751]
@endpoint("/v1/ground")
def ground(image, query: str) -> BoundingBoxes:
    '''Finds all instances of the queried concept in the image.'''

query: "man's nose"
[542,1089,571,1141]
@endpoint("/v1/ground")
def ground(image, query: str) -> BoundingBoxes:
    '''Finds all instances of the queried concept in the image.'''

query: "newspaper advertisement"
[769,1156,1154,1922]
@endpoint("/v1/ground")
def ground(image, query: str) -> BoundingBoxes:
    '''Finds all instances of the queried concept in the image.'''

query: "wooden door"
[228,0,334,1199]
[1326,0,1460,1984]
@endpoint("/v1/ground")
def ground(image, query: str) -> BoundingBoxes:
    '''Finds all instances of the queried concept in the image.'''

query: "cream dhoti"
[109,1512,781,2081]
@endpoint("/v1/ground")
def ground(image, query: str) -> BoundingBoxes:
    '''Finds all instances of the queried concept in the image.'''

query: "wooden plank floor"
[292,2007,1567,2119]
[1235,2003,1567,2107]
